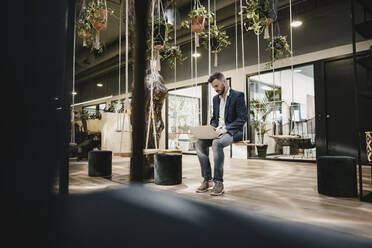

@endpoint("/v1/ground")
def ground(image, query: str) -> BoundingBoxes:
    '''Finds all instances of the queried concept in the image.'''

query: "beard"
[218,86,225,95]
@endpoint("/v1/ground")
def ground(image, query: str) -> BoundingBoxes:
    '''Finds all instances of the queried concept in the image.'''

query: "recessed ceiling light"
[294,69,302,73]
[261,86,272,91]
[192,53,201,58]
[72,91,77,95]
[97,83,103,87]
[291,20,302,27]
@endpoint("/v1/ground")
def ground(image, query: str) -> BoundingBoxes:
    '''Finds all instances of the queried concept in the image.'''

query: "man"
[195,72,247,196]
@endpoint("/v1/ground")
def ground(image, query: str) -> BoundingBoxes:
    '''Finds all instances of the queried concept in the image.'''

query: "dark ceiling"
[75,0,308,83]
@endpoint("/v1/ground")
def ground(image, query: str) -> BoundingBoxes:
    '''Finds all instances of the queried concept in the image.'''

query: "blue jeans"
[195,133,233,183]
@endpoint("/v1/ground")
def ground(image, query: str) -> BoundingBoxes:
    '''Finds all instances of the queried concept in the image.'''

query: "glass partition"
[247,64,316,160]
[167,86,202,153]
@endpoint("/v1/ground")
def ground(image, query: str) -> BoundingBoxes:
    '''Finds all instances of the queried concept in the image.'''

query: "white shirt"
[218,88,230,130]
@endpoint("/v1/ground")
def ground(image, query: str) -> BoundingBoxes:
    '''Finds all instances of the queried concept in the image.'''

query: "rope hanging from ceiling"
[70,2,78,145]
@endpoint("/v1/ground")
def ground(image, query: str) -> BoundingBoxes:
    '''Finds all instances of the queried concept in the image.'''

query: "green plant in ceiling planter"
[77,4,95,48]
[147,16,172,50]
[242,0,270,35]
[266,35,290,67]
[85,0,114,51]
[181,6,214,33]
[160,45,187,69]
[199,25,231,67]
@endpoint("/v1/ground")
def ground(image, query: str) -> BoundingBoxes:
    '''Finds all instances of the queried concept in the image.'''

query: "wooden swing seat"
[113,149,182,157]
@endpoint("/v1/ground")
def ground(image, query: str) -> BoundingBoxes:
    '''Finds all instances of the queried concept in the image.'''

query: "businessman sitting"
[195,72,247,196]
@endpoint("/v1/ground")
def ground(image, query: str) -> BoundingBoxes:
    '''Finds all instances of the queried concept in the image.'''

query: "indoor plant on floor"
[250,97,272,157]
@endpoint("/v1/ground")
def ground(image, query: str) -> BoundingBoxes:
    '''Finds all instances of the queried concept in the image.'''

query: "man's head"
[208,72,228,95]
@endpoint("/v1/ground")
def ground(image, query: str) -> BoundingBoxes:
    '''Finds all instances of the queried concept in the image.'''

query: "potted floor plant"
[200,25,231,67]
[266,35,290,67]
[250,98,272,157]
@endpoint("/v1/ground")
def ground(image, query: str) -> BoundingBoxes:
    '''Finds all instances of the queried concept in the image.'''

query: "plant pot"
[78,30,91,39]
[93,20,107,31]
[154,23,166,50]
[191,16,204,33]
[257,144,268,158]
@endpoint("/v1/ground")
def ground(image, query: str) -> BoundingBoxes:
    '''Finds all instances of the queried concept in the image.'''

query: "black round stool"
[88,150,112,177]
[154,153,182,185]
[317,156,357,197]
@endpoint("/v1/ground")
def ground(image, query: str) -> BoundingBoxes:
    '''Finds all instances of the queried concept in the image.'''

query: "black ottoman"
[317,156,357,197]
[154,153,182,185]
[88,150,112,177]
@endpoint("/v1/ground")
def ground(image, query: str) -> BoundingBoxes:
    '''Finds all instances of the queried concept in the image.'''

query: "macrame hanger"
[194,0,202,47]
[145,0,158,150]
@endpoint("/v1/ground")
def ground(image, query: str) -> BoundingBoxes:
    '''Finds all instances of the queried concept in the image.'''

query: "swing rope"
[145,0,159,150]
[207,0,212,122]
[213,0,218,67]
[116,0,123,132]
[271,0,277,122]
[289,0,295,135]
[235,0,238,70]
[71,2,77,145]
[240,0,249,142]
[174,2,177,85]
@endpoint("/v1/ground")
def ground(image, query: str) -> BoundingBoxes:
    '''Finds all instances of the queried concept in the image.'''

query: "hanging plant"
[266,35,290,67]
[160,45,187,69]
[77,1,94,48]
[242,0,270,35]
[151,16,168,50]
[86,0,114,50]
[181,5,214,47]
[199,25,231,67]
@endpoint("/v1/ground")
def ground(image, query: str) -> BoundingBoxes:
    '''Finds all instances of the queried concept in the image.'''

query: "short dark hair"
[208,72,225,83]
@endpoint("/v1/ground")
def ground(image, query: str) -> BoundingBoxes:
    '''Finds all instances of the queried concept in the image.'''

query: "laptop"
[190,126,219,139]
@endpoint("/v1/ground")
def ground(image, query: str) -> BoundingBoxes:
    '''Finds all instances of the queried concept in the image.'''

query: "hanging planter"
[76,0,94,48]
[200,25,231,67]
[181,5,214,47]
[160,45,187,69]
[242,0,270,35]
[266,35,290,67]
[154,22,167,50]
[87,0,113,50]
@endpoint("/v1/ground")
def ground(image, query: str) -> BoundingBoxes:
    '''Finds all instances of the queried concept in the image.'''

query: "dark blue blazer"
[210,89,247,141]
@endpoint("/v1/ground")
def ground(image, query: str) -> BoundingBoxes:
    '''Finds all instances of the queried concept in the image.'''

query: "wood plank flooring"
[66,155,372,240]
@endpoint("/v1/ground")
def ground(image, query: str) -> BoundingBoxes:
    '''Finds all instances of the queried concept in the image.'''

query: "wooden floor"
[66,155,372,240]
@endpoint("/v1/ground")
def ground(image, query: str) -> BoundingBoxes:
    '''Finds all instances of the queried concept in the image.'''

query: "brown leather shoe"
[196,180,213,193]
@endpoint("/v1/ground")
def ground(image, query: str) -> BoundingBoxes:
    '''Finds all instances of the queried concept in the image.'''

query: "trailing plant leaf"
[160,45,187,69]
[241,0,269,35]
[199,25,231,53]
[266,35,290,67]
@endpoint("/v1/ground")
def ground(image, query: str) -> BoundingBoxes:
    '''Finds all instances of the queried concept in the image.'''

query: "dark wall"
[315,54,372,163]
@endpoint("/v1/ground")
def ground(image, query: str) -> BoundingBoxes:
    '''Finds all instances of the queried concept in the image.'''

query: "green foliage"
[242,0,269,35]
[160,45,187,69]
[76,0,114,53]
[266,35,290,67]
[145,16,186,69]
[199,25,231,53]
[89,110,102,120]
[181,5,214,30]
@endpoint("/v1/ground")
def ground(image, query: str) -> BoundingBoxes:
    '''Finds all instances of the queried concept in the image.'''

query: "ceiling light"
[72,91,77,95]
[192,53,201,58]
[291,20,302,27]
[294,69,302,73]
[97,83,103,87]
[261,86,272,91]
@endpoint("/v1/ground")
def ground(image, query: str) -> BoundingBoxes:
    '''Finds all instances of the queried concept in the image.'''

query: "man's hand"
[216,128,227,135]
